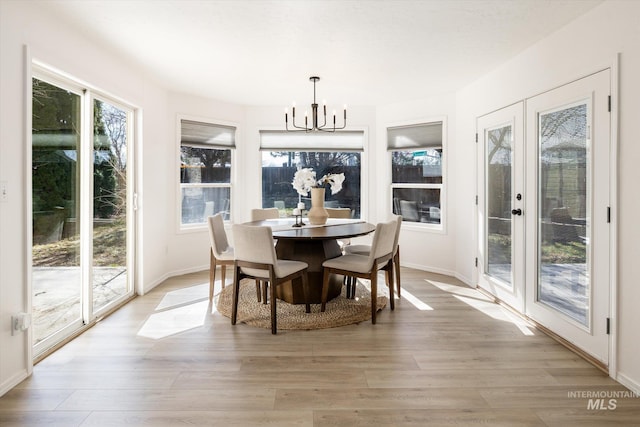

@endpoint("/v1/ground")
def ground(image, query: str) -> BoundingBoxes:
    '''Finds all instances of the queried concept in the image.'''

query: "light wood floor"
[1,268,639,426]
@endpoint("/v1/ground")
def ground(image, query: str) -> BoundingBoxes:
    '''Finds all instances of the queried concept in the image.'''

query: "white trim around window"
[176,114,239,232]
[387,116,447,234]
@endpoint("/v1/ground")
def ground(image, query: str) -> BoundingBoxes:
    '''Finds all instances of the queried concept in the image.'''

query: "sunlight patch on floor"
[358,275,433,310]
[138,284,212,339]
[138,300,209,339]
[426,279,494,300]
[453,294,534,336]
[399,288,433,310]
[156,283,208,310]
[427,279,534,336]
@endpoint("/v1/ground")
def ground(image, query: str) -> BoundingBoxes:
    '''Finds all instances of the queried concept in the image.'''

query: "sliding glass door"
[32,77,83,345]
[92,98,130,313]
[32,71,135,356]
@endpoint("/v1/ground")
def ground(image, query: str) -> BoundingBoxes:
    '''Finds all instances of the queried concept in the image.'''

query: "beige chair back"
[250,207,280,221]
[368,220,398,264]
[392,214,403,252]
[326,208,352,219]
[232,224,279,277]
[207,213,230,258]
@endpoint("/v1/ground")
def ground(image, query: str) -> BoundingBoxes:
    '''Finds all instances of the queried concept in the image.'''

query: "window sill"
[401,221,446,235]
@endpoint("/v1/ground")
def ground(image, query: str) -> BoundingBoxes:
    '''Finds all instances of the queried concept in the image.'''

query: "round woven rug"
[216,279,388,330]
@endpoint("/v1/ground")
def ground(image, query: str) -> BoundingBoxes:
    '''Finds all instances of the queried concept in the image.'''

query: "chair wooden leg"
[220,264,226,289]
[320,269,331,312]
[209,251,216,301]
[270,279,277,334]
[349,276,356,299]
[262,281,269,304]
[231,266,241,325]
[302,272,310,314]
[394,247,401,298]
[343,275,349,298]
[255,279,262,303]
[370,269,378,324]
[387,260,395,311]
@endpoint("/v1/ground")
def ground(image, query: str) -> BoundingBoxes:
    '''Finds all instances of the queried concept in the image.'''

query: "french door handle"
[511,208,522,216]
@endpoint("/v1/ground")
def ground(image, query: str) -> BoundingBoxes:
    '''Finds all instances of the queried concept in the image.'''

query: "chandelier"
[285,76,346,132]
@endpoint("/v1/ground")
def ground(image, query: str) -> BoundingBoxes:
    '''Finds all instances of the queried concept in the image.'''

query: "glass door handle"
[511,208,522,216]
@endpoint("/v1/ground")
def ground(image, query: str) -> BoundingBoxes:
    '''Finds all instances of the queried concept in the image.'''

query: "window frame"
[258,128,368,221]
[387,117,447,233]
[177,115,237,231]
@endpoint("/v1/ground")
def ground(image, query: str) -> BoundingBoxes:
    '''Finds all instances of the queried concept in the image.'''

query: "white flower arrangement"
[292,168,345,196]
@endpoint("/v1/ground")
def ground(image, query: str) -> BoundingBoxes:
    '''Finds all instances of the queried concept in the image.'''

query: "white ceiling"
[39,0,602,107]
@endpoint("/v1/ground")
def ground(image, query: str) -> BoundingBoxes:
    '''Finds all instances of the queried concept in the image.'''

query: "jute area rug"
[216,279,388,330]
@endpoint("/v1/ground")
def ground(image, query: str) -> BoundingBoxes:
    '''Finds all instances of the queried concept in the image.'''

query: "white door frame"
[475,63,618,376]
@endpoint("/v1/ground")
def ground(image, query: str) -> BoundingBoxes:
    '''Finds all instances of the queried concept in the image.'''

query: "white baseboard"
[616,372,640,396]
[455,272,474,287]
[0,369,29,397]
[401,261,456,278]
[142,264,208,295]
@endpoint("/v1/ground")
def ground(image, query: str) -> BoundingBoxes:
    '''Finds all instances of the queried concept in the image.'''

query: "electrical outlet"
[0,181,7,202]
[11,313,31,336]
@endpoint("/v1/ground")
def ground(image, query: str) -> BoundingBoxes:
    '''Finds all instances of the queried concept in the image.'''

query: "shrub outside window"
[180,119,234,226]
[388,121,444,226]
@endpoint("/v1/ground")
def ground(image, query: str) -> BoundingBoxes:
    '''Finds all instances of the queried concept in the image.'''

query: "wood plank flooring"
[1,268,639,426]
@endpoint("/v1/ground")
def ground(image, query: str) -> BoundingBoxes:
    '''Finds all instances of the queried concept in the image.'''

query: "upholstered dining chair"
[207,214,262,303]
[249,207,280,302]
[250,207,280,221]
[325,207,352,219]
[320,219,397,324]
[344,215,402,299]
[231,224,310,334]
[326,207,353,252]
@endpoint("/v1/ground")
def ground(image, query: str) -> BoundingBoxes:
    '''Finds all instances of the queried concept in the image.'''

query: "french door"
[477,102,525,313]
[478,70,611,365]
[31,69,135,356]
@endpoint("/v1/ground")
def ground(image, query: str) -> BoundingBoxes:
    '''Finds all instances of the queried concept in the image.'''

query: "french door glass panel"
[32,78,83,345]
[487,124,513,286]
[537,103,589,326]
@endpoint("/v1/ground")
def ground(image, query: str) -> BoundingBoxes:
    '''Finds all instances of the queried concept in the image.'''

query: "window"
[260,131,363,218]
[388,121,444,226]
[180,119,234,226]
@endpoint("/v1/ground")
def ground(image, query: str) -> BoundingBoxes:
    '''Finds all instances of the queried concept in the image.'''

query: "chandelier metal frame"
[285,76,346,132]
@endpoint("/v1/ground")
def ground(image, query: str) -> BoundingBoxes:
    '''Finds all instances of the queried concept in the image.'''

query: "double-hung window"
[260,131,364,218]
[179,119,235,226]
[388,120,445,227]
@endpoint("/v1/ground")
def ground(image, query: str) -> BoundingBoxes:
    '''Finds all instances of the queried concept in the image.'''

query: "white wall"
[454,0,640,392]
[159,93,245,280]
[376,94,458,276]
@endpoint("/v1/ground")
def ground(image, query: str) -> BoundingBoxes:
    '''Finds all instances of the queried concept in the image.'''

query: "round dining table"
[245,219,376,304]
